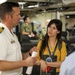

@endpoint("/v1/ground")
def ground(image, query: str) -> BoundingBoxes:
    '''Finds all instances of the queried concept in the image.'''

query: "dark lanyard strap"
[47,42,58,57]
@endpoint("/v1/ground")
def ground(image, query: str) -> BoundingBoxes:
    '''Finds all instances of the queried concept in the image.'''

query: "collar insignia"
[11,39,15,44]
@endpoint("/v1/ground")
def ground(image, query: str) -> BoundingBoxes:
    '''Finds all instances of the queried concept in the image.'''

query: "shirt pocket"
[7,42,21,61]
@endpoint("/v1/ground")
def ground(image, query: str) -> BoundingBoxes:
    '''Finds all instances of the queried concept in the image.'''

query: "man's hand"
[23,56,37,67]
[31,32,35,37]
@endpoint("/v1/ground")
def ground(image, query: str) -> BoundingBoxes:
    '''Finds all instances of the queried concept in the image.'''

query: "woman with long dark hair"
[36,19,67,75]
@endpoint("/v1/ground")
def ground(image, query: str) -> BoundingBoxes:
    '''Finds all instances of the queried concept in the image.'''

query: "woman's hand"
[29,46,37,55]
[40,60,47,72]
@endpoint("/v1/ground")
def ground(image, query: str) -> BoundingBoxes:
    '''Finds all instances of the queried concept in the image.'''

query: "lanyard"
[47,42,58,57]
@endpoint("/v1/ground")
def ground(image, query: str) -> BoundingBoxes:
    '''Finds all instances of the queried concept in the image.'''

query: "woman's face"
[48,23,60,37]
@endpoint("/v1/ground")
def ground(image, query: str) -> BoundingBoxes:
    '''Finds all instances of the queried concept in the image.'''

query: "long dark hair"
[39,19,62,58]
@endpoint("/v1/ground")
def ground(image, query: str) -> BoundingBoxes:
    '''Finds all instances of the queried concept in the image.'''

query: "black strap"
[47,42,58,57]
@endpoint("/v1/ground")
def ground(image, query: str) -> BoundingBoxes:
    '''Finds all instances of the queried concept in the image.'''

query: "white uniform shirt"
[0,23,22,75]
[59,52,75,75]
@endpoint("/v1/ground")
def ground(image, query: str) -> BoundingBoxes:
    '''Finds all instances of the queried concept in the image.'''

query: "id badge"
[46,57,52,62]
[46,57,52,73]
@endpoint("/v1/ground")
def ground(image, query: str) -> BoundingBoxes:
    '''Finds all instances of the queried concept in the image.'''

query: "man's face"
[10,7,21,27]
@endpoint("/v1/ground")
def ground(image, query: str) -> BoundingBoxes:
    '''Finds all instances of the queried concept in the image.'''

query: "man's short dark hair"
[0,2,19,20]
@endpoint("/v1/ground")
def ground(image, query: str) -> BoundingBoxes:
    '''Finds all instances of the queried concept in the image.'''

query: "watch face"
[46,57,52,62]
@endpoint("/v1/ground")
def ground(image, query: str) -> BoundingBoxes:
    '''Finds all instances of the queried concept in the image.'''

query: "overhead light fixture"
[18,2,26,9]
[28,3,39,8]
[18,2,26,5]
[0,0,7,4]
[28,5,39,8]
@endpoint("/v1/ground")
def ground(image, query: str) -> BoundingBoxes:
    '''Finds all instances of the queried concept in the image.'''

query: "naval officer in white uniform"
[0,2,37,75]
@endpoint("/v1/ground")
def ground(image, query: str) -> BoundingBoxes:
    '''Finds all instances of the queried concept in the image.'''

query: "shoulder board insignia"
[0,27,4,33]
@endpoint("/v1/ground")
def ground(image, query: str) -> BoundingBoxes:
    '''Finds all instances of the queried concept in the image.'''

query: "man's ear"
[5,14,11,20]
